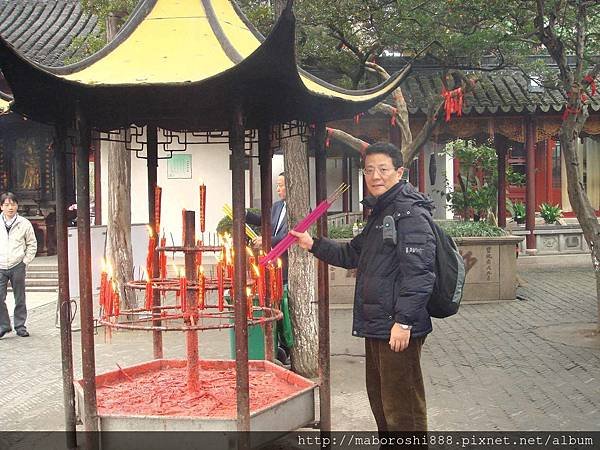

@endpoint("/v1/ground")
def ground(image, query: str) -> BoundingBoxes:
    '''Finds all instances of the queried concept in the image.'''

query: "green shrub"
[217,208,261,236]
[539,203,563,224]
[329,224,354,239]
[439,220,507,237]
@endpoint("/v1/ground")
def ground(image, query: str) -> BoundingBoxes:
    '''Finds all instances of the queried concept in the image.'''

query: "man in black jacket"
[291,143,435,432]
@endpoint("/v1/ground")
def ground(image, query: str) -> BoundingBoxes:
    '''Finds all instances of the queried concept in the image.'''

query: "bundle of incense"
[199,184,206,233]
[259,183,349,266]
[154,186,162,233]
[222,204,258,241]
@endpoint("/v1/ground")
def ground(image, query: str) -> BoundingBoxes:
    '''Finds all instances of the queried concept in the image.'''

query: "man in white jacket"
[0,192,37,338]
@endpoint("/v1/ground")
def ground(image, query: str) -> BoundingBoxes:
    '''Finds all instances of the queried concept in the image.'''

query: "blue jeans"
[0,261,27,332]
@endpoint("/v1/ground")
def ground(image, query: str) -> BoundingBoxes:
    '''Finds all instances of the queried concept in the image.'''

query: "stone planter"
[511,224,590,255]
[326,236,524,304]
[454,236,524,303]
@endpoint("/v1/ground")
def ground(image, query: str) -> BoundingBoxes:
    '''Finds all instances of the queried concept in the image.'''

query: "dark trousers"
[0,262,27,332]
[365,336,427,432]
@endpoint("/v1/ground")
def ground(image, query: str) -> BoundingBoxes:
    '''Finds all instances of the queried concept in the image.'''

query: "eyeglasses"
[361,166,396,177]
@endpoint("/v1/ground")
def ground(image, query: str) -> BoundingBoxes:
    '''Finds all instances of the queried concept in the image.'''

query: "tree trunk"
[559,124,600,333]
[282,135,319,377]
[106,132,136,309]
[105,15,135,310]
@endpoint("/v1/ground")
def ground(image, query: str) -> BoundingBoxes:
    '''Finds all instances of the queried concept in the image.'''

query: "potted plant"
[539,202,563,224]
[440,139,525,222]
[507,200,526,224]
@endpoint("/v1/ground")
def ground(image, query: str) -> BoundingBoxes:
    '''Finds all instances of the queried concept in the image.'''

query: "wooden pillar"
[315,123,331,432]
[54,123,77,450]
[230,104,250,433]
[92,135,102,225]
[525,117,537,252]
[545,141,553,202]
[147,125,163,359]
[184,211,199,392]
[496,135,508,228]
[258,125,274,362]
[418,147,426,192]
[75,108,99,448]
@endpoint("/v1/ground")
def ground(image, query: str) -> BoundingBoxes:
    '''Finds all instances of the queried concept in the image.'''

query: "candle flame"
[101,257,107,272]
[277,258,282,268]
[199,265,204,275]
[146,225,154,238]
[106,261,114,278]
[252,264,260,277]
[246,287,252,297]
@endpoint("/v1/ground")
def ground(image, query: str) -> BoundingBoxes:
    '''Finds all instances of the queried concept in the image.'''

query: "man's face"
[363,153,404,198]
[276,176,286,200]
[1,199,18,219]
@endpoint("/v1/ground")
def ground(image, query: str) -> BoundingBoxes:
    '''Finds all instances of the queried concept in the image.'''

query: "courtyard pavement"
[0,257,598,444]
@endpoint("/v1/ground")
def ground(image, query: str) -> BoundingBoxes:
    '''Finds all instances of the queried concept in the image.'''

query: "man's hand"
[289,230,314,251]
[389,323,411,352]
[252,236,263,249]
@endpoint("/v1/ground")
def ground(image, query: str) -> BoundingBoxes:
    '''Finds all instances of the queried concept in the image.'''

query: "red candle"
[268,263,276,302]
[159,235,167,279]
[145,277,153,311]
[246,287,253,320]
[199,184,206,233]
[113,283,120,317]
[154,186,162,234]
[253,264,265,307]
[276,258,283,302]
[99,261,108,314]
[146,227,155,279]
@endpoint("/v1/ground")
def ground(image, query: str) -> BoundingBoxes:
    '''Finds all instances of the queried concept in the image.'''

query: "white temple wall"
[100,138,250,245]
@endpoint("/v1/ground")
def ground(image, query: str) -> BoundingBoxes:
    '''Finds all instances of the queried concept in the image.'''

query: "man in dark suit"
[246,172,291,365]
[246,172,288,282]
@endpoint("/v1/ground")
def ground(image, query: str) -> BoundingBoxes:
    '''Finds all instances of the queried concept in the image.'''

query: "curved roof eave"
[0,90,12,114]
[0,0,411,128]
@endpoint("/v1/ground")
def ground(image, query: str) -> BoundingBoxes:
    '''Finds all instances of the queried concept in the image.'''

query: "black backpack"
[424,215,465,318]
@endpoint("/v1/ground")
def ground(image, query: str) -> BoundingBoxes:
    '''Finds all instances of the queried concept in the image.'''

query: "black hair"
[278,172,285,177]
[0,192,18,205]
[364,142,403,168]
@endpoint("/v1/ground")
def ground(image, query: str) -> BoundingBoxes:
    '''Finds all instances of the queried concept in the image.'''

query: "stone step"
[25,278,59,287]
[26,271,58,279]
[8,286,58,293]
[27,265,58,272]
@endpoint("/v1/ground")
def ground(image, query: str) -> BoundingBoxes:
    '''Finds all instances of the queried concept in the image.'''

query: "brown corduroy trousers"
[365,336,428,432]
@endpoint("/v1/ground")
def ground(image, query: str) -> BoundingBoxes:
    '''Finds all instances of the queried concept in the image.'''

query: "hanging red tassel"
[562,105,580,121]
[325,127,332,148]
[584,74,597,97]
[441,87,464,122]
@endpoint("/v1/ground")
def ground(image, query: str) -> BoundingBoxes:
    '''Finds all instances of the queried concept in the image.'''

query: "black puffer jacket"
[311,181,436,339]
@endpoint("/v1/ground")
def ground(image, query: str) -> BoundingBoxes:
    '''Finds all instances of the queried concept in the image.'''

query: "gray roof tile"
[401,72,600,115]
[0,0,100,66]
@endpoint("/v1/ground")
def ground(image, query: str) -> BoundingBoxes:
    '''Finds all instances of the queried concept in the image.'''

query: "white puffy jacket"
[0,214,37,269]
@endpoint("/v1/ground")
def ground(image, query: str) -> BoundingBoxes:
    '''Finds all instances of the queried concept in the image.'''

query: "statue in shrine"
[17,140,40,190]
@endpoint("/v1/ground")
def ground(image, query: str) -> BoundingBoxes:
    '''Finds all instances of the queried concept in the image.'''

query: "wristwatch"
[399,323,413,330]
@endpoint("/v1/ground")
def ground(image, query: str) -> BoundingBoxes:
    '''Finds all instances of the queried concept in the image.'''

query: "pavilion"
[0,0,411,447]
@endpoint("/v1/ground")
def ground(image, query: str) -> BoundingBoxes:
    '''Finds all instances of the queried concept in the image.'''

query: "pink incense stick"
[259,183,349,266]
